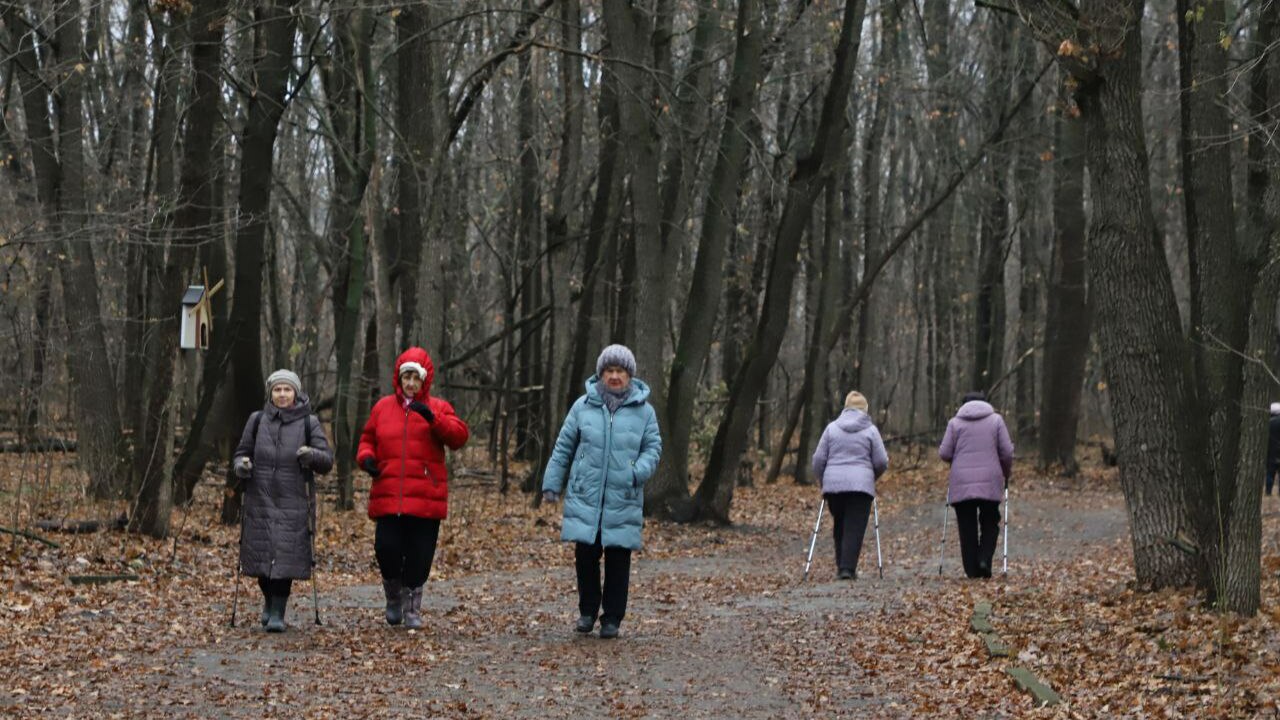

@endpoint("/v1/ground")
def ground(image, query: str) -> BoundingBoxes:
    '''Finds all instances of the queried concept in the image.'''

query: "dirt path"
[79,483,1125,718]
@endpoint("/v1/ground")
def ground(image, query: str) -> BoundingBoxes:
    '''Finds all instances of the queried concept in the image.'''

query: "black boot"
[402,585,424,630]
[575,615,595,634]
[382,578,403,626]
[265,595,288,633]
[260,593,270,628]
[599,621,620,639]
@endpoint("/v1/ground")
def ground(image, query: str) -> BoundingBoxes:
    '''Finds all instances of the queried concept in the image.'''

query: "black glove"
[361,457,380,477]
[408,400,435,423]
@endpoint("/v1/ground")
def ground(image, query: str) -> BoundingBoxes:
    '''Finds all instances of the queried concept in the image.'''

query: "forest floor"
[2,447,1280,718]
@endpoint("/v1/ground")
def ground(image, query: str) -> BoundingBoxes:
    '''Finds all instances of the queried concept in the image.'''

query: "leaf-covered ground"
[2,448,1279,718]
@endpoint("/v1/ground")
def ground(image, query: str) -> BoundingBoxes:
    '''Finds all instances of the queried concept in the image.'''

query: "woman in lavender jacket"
[811,391,889,580]
[939,391,1014,578]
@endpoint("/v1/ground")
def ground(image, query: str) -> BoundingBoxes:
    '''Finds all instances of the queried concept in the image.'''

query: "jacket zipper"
[399,407,409,516]
[598,404,614,523]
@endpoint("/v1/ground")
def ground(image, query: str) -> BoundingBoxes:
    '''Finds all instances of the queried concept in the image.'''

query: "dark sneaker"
[837,568,855,580]
[599,621,620,639]
[575,615,595,634]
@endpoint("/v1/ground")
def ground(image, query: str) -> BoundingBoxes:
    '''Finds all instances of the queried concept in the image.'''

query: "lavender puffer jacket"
[938,401,1014,503]
[811,409,889,496]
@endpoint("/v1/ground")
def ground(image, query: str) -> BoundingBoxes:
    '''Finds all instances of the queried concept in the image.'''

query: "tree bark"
[602,0,670,413]
[647,0,767,520]
[53,0,128,499]
[1013,0,1199,588]
[1037,74,1090,475]
[694,0,869,523]
[220,0,300,523]
[324,7,377,511]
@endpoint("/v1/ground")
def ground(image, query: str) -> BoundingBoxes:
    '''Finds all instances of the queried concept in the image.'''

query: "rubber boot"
[403,585,424,629]
[383,578,403,626]
[265,595,287,633]
[260,592,270,627]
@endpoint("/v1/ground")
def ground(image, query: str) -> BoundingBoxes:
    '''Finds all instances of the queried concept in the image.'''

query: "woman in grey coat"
[232,369,333,632]
[811,391,888,580]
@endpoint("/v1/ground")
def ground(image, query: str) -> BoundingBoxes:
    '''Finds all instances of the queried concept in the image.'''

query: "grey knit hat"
[265,368,303,396]
[596,344,637,377]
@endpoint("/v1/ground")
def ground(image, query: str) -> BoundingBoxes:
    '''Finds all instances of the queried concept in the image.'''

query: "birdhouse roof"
[182,286,205,305]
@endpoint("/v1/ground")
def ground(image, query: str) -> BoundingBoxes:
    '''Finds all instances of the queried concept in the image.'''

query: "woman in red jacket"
[357,347,469,629]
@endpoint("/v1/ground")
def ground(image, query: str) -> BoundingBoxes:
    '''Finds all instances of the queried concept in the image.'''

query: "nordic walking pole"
[872,497,883,579]
[937,489,950,576]
[802,498,826,582]
[1002,479,1010,576]
[229,497,243,625]
[308,477,322,626]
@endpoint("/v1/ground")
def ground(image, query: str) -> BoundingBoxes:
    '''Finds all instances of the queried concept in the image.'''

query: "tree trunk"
[324,8,377,511]
[1037,73,1090,475]
[602,0,670,412]
[694,0,869,523]
[220,0,300,524]
[53,0,128,499]
[132,3,219,538]
[794,183,843,485]
[1013,0,1199,587]
[972,16,1013,395]
[648,0,767,521]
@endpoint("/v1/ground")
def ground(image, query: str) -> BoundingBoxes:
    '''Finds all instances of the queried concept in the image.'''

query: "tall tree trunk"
[220,0,300,523]
[1037,74,1090,475]
[695,0,869,523]
[648,0,767,520]
[1178,0,1262,613]
[515,0,544,462]
[133,0,226,537]
[853,0,902,399]
[923,0,960,422]
[1013,0,1198,588]
[972,15,1013,395]
[602,0,670,412]
[54,0,128,499]
[325,8,377,511]
[794,182,843,485]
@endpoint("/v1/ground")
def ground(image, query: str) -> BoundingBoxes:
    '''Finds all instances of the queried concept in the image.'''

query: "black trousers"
[575,533,632,625]
[375,516,441,588]
[258,577,293,598]
[953,499,1001,578]
[824,492,873,574]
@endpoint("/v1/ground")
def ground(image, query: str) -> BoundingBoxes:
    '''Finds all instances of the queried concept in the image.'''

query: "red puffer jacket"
[358,347,469,519]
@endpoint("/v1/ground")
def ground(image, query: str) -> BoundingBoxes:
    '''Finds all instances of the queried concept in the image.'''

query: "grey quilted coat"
[233,395,333,579]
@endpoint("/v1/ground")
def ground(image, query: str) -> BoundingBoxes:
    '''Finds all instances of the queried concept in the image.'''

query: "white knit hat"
[1270,402,1280,416]
[265,369,302,395]
[398,361,427,381]
[596,344,637,377]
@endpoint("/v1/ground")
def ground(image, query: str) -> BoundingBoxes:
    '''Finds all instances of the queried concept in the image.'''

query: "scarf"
[602,386,631,414]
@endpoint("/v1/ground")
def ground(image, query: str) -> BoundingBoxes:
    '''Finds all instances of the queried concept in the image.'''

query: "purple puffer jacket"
[811,409,889,497]
[939,401,1014,503]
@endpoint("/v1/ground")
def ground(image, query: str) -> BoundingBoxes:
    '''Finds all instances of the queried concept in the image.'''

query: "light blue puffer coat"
[542,376,663,550]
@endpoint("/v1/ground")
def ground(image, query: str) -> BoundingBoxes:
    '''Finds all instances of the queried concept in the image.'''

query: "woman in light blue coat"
[811,391,888,580]
[542,345,662,639]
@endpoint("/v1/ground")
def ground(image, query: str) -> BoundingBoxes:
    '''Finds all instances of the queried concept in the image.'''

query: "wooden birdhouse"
[180,271,224,350]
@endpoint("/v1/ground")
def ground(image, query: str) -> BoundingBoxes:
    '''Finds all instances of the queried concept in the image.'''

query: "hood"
[263,392,313,423]
[394,347,435,402]
[584,375,651,406]
[834,408,873,433]
[956,400,995,421]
